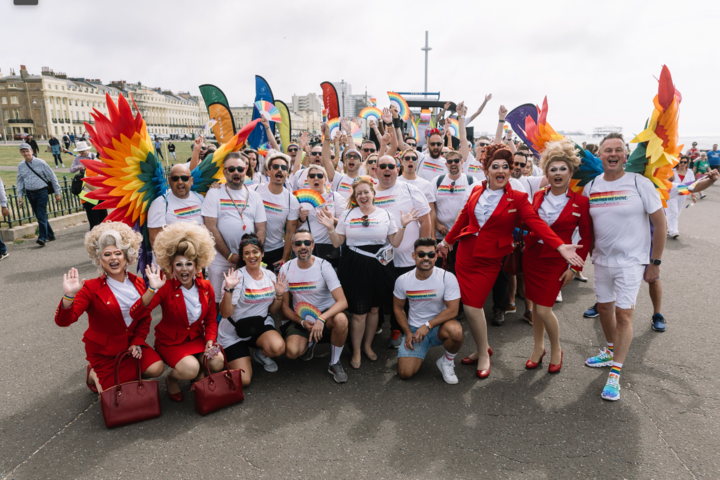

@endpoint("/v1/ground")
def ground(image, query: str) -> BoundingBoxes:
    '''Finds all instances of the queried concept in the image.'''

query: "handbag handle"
[112,350,143,406]
[201,343,237,391]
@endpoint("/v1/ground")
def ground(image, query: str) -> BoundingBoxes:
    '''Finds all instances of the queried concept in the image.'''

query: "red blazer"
[130,278,217,347]
[524,188,593,264]
[444,182,564,258]
[55,273,152,356]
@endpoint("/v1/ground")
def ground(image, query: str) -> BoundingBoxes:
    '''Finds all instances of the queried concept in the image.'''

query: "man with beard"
[279,229,349,383]
[203,152,267,307]
[394,238,463,384]
[392,109,448,182]
[375,155,432,347]
[250,151,300,271]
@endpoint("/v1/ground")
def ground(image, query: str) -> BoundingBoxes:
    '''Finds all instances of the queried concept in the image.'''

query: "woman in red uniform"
[131,222,224,402]
[437,144,584,379]
[56,222,164,394]
[522,140,592,373]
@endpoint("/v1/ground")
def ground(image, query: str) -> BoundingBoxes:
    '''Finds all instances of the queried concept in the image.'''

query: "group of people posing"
[55,101,719,408]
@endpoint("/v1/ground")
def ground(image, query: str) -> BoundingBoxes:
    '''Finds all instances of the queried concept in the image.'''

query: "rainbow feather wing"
[191,119,261,194]
[524,97,564,158]
[629,65,682,208]
[387,92,410,121]
[255,100,282,123]
[570,145,604,194]
[293,189,325,208]
[295,301,321,321]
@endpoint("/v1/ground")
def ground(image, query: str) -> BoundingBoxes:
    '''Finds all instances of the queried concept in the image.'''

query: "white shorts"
[208,255,236,303]
[593,264,645,310]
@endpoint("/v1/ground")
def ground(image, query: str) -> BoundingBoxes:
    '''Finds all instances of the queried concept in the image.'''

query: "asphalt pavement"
[1,187,718,479]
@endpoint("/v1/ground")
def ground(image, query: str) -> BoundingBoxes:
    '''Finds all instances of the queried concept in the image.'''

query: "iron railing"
[1,175,83,228]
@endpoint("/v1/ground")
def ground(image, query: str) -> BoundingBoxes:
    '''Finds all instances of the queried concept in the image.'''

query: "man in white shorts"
[202,152,267,307]
[583,133,666,402]
[394,237,463,384]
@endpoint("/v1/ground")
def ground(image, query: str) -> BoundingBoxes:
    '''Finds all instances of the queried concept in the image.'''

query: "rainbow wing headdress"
[255,100,282,123]
[359,107,382,122]
[387,92,410,121]
[295,302,322,322]
[293,189,325,208]
[627,65,682,208]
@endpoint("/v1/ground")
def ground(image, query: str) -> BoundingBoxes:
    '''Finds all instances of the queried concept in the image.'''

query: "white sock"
[331,345,343,365]
[443,350,457,363]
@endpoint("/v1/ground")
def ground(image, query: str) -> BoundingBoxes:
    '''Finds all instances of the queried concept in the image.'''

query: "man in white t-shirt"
[513,149,545,198]
[320,123,362,198]
[583,133,666,402]
[250,152,300,271]
[147,164,205,250]
[202,152,267,304]
[395,119,448,182]
[394,238,463,384]
[397,148,436,229]
[375,155,432,347]
[279,229,349,384]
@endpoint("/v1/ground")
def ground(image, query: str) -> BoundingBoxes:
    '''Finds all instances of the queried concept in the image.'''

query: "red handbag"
[100,351,161,429]
[191,345,244,416]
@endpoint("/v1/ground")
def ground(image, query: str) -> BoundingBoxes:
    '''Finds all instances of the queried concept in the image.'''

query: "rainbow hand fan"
[327,118,341,139]
[255,100,282,123]
[447,118,460,137]
[293,189,326,208]
[295,302,322,322]
[387,92,410,121]
[322,109,328,123]
[359,107,382,122]
[351,121,363,145]
[408,117,419,142]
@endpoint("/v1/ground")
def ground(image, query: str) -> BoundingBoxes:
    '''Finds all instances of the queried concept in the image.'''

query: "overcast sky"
[3,0,719,139]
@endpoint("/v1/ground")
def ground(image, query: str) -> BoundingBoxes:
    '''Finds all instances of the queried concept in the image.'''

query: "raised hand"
[321,122,330,138]
[222,268,241,290]
[457,101,467,117]
[443,101,451,111]
[389,105,399,119]
[315,206,335,230]
[380,131,392,145]
[273,272,288,297]
[341,118,351,134]
[259,114,271,129]
[194,135,205,150]
[382,108,393,125]
[400,208,420,227]
[368,119,377,130]
[484,93,492,104]
[145,263,166,290]
[63,267,85,296]
[299,131,309,150]
[298,207,309,223]
[498,105,508,121]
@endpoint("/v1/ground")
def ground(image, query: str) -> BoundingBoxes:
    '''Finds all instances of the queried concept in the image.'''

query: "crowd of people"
[41,98,720,416]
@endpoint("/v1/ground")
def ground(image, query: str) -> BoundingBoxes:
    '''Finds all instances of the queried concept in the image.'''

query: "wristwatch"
[649,259,662,265]
[224,287,234,293]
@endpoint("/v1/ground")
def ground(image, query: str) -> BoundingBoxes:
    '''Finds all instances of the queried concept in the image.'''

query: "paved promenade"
[1,187,718,479]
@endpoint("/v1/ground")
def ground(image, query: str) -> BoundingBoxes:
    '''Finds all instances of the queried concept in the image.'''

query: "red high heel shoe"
[461,347,493,365]
[166,376,183,402]
[525,349,546,369]
[86,365,98,393]
[548,350,563,374]
[477,358,491,379]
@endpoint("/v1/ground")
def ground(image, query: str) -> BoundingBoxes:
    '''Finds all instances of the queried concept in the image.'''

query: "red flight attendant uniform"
[522,188,592,307]
[54,273,162,390]
[130,278,217,368]
[443,182,564,308]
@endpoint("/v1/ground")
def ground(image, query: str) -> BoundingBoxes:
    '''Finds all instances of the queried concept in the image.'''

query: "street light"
[32,99,47,140]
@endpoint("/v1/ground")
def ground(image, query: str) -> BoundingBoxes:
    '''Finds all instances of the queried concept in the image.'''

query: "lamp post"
[421,31,432,99]
[32,99,48,140]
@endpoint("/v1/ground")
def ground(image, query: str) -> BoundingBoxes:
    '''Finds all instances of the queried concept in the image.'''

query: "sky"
[2,0,719,139]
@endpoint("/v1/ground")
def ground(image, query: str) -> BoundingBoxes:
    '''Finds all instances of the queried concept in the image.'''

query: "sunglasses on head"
[446,158,461,164]
[429,142,443,147]
[416,251,436,259]
[308,173,324,179]
[378,163,396,170]
[363,148,376,153]
[294,240,313,247]
[310,151,322,156]
[403,156,418,162]
[170,175,190,182]
[270,163,288,171]
[241,238,260,246]
[225,166,245,173]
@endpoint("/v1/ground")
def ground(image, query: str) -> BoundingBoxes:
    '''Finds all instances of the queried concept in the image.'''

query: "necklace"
[225,184,248,230]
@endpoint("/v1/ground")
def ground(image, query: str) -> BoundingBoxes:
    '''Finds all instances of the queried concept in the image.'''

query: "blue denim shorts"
[398,325,443,360]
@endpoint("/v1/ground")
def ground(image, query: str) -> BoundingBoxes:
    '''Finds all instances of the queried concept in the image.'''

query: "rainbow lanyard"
[225,184,249,231]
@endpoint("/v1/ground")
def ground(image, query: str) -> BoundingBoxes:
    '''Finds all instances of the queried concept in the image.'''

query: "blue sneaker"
[601,374,621,401]
[583,303,599,318]
[585,348,613,367]
[652,313,666,332]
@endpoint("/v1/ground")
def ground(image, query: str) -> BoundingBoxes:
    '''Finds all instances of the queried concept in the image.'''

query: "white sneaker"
[54,165,58,169]
[61,163,66,168]
[253,349,278,372]
[436,357,458,384]
[556,291,563,302]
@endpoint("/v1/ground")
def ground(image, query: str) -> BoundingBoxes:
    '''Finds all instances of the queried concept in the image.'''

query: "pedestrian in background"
[168,141,177,162]
[16,143,62,246]
[28,135,40,157]
[154,138,164,161]
[48,135,65,169]
[0,177,9,261]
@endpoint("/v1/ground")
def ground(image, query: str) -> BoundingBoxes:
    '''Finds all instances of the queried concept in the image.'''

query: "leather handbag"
[100,351,161,429]
[191,345,244,416]
[503,224,525,275]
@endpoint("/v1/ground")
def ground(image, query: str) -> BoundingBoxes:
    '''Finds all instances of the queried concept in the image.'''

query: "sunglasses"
[429,142,443,147]
[678,161,688,164]
[310,151,322,156]
[363,148,376,153]
[367,160,377,165]
[270,163,288,171]
[403,156,418,162]
[477,142,490,147]
[308,173,324,179]
[288,148,298,153]
[446,158,461,164]
[225,166,245,173]
[294,240,313,247]
[378,163,396,170]
[514,163,526,168]
[416,251,437,259]
[407,143,416,147]
[448,181,456,194]
[170,175,190,182]
[347,154,361,160]
[361,215,370,227]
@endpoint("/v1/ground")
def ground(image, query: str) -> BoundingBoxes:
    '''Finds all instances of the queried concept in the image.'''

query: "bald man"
[147,164,205,248]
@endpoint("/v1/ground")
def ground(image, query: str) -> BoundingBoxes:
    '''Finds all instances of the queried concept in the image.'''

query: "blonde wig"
[540,138,581,176]
[84,222,142,274]
[153,222,217,272]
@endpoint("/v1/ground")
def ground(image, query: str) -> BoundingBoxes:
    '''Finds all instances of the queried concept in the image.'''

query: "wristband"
[227,252,233,261]
[400,225,406,230]
[328,229,336,234]
[63,294,75,302]
[275,294,283,300]
[498,120,505,123]
[317,317,326,324]
[393,117,402,128]
[147,286,157,294]
[569,266,579,274]
[424,321,432,330]
[224,287,234,293]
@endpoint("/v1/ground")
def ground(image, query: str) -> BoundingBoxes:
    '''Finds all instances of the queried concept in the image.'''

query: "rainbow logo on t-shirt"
[289,282,317,292]
[374,195,396,207]
[589,190,630,207]
[262,200,284,215]
[174,205,201,218]
[437,184,466,195]
[467,164,482,172]
[422,161,445,173]
[337,182,352,193]
[220,198,247,211]
[244,286,275,304]
[407,290,438,301]
[349,217,380,228]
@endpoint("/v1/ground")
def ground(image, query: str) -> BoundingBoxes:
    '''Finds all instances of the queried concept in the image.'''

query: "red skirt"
[155,337,207,368]
[522,244,567,307]
[455,236,504,309]
[86,345,162,391]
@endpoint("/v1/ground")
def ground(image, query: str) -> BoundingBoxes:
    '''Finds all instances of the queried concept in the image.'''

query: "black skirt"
[339,244,397,315]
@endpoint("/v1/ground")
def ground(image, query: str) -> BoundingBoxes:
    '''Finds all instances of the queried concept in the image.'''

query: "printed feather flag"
[255,100,282,123]
[293,189,326,208]
[628,65,682,208]
[387,92,410,121]
[275,100,292,153]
